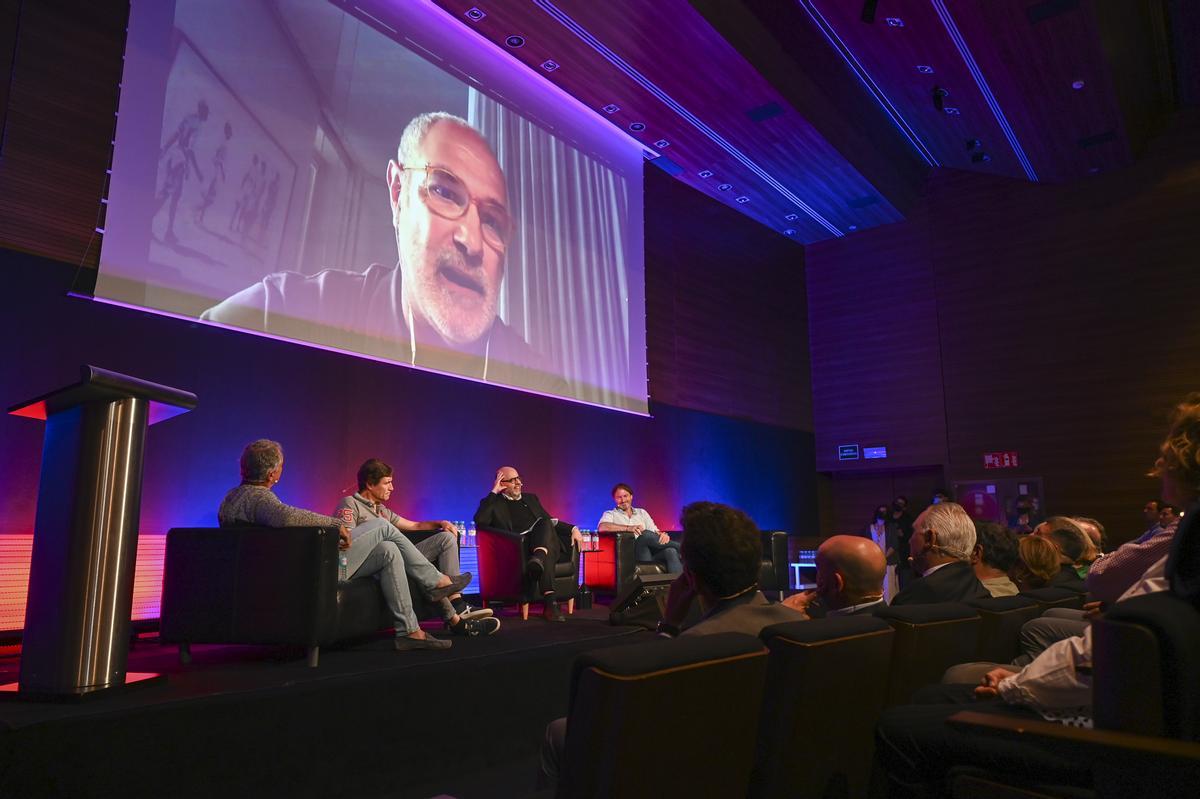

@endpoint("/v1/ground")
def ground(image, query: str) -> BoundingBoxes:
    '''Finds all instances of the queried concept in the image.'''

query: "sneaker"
[451,601,494,621]
[393,633,452,651]
[427,573,472,602]
[450,616,501,636]
[542,598,566,623]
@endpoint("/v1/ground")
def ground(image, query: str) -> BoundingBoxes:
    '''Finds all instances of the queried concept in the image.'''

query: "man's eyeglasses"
[402,165,512,250]
[501,476,523,484]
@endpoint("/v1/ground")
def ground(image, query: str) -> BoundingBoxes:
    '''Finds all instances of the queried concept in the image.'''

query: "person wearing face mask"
[889,495,916,589]
[597,482,680,574]
[865,505,899,602]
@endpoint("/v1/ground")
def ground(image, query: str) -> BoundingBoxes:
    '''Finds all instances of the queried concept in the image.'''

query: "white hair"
[919,502,976,561]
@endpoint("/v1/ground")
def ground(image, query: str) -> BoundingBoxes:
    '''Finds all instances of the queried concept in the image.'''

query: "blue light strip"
[930,0,1038,181]
[532,0,844,238]
[798,1,939,167]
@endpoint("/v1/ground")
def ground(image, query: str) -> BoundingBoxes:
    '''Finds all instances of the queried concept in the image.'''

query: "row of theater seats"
[547,589,1200,799]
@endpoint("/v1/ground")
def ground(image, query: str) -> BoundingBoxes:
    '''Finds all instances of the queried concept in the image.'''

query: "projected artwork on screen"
[99,0,647,413]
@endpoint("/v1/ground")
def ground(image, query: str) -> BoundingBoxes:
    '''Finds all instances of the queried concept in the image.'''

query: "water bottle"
[338,552,348,582]
[467,520,476,547]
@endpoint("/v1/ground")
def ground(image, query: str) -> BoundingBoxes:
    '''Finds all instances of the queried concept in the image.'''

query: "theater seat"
[967,595,1042,663]
[558,632,768,798]
[875,603,981,706]
[749,616,895,799]
[160,526,436,667]
[948,592,1200,798]
[476,523,579,619]
[1021,586,1087,613]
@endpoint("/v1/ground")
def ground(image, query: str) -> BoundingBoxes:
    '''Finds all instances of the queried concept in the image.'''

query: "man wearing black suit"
[474,465,583,622]
[890,502,989,606]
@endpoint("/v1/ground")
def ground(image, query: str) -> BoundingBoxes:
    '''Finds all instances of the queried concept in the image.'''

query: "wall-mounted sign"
[864,446,888,459]
[983,451,1019,469]
[838,444,860,461]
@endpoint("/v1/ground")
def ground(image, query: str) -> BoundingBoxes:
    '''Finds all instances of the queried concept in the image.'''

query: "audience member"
[336,458,498,636]
[865,505,899,602]
[474,466,582,622]
[1140,499,1163,538]
[890,496,916,589]
[890,502,989,606]
[970,521,1019,597]
[597,482,680,574]
[1009,536,1059,591]
[1007,495,1040,535]
[876,393,1200,796]
[784,534,888,617]
[1074,516,1106,554]
[217,440,469,651]
[1033,517,1089,591]
[539,501,803,788]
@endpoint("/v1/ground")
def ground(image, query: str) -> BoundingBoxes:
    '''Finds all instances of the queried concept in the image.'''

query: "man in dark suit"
[890,502,989,606]
[474,465,582,621]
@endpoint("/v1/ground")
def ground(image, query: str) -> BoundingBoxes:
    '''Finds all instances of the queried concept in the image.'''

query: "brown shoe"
[393,634,452,651]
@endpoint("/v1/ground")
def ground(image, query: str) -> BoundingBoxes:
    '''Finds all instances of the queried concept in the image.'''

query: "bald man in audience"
[889,502,989,606]
[784,534,888,617]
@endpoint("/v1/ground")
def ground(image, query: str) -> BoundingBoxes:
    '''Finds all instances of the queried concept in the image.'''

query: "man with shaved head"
[474,466,583,622]
[784,534,888,617]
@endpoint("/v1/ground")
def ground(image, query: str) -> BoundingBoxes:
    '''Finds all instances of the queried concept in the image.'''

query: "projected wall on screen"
[98,0,647,413]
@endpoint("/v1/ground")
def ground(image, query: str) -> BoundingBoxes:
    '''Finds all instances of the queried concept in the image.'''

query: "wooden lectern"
[6,366,196,699]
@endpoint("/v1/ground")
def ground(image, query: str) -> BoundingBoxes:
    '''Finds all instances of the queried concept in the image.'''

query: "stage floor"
[0,604,649,798]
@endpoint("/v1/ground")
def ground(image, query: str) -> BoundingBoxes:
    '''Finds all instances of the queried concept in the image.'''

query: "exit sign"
[983,451,1019,469]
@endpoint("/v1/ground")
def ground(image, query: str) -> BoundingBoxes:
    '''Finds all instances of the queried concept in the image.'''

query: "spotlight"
[971,152,991,163]
[944,107,961,115]
[697,169,713,178]
[932,86,949,112]
[848,225,858,231]
[464,7,486,22]
[916,65,934,74]
[885,17,904,27]
[784,213,799,221]
[784,228,797,236]
[735,195,750,204]
[629,122,646,132]
[504,35,525,48]
[1072,80,1085,90]
[540,60,559,72]
[654,139,670,149]
[602,103,620,114]
[966,138,981,150]
[717,183,732,191]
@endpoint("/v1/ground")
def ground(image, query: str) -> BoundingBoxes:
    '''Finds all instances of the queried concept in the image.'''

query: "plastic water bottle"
[338,552,348,582]
[467,520,476,547]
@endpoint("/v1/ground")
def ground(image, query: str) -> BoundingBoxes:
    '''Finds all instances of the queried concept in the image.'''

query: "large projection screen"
[98,0,648,414]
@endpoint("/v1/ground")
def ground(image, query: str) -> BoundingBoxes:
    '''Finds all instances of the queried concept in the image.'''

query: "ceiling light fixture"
[629,122,646,132]
[464,7,486,22]
[504,35,525,48]
[540,60,559,72]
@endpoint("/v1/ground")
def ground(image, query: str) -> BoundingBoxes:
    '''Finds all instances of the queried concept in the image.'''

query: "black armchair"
[160,526,436,667]
[476,522,579,619]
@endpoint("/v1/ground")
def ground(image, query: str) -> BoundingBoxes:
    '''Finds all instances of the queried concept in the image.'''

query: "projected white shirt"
[200,261,565,393]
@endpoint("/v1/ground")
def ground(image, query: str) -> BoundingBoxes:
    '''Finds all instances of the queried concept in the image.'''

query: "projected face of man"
[388,121,508,347]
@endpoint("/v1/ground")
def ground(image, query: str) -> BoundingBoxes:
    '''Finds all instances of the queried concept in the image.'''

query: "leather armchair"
[476,522,579,619]
[1020,585,1086,613]
[160,526,437,667]
[966,595,1042,663]
[875,602,981,706]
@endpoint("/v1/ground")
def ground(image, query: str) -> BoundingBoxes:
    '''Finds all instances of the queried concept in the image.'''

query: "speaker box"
[608,573,700,629]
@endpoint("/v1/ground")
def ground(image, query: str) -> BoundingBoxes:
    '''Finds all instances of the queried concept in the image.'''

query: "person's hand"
[781,590,816,619]
[571,526,583,547]
[338,526,352,550]
[492,470,506,494]
[973,666,1019,699]
[439,520,460,536]
[1082,600,1104,620]
[657,531,670,546]
[662,571,698,627]
[630,523,645,535]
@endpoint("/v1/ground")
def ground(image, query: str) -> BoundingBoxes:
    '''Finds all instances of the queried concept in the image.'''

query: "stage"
[0,605,648,799]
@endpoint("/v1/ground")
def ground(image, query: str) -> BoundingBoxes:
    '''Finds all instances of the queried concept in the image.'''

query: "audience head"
[891,495,909,517]
[816,535,886,610]
[1010,536,1060,590]
[680,501,762,601]
[1033,516,1088,564]
[910,502,976,572]
[1149,393,1200,509]
[971,521,1018,576]
[1142,499,1162,526]
[930,489,951,505]
[1159,504,1180,529]
[239,439,283,484]
[1073,517,1106,555]
[872,504,889,524]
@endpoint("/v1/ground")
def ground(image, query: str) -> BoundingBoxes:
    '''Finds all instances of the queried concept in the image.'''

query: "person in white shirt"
[597,483,681,574]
